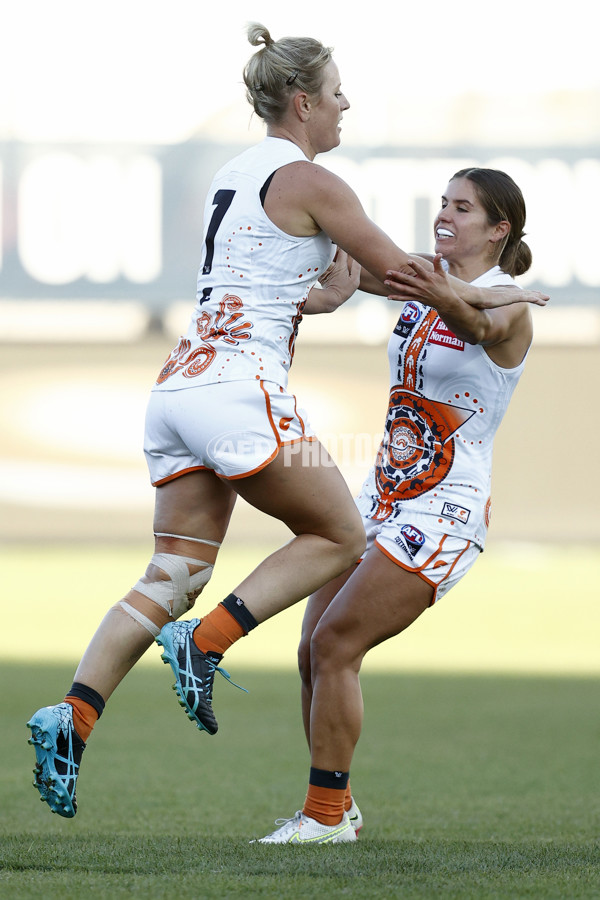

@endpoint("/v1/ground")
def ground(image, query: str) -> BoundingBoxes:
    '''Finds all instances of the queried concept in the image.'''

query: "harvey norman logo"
[429,319,464,350]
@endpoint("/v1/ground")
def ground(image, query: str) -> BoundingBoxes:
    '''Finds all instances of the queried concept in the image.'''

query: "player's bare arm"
[388,254,548,310]
[266,161,414,284]
[305,166,415,282]
[472,283,549,308]
[448,270,548,309]
[358,253,436,295]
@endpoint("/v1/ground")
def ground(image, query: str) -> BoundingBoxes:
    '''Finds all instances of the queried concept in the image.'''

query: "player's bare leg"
[295,565,364,836]
[258,547,422,845]
[298,566,357,746]
[73,471,236,700]
[27,470,235,815]
[271,554,425,838]
[157,440,366,735]
[308,547,433,775]
[230,440,365,621]
[250,549,434,839]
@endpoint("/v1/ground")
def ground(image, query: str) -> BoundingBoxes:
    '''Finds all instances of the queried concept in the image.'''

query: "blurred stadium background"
[1,2,599,671]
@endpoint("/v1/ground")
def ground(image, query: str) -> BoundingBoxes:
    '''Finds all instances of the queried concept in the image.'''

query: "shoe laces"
[210,661,248,696]
[270,811,304,833]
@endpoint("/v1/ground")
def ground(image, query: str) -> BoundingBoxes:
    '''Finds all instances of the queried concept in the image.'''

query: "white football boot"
[347,797,363,835]
[254,810,356,844]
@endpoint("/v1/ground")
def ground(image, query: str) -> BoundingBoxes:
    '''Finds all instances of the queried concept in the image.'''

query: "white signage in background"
[8,150,600,291]
[327,155,600,289]
[17,153,162,285]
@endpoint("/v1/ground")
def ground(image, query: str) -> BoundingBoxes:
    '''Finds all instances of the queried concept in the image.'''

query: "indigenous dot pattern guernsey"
[357,266,528,550]
[154,137,335,391]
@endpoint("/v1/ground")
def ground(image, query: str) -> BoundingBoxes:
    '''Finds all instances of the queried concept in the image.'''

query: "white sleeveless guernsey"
[357,266,528,550]
[153,137,335,391]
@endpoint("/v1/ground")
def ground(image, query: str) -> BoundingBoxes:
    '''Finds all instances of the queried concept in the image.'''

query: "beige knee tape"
[132,553,213,618]
[119,538,220,638]
[119,601,162,638]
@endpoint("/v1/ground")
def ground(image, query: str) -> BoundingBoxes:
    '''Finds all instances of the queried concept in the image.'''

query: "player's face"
[308,59,349,154]
[434,177,505,270]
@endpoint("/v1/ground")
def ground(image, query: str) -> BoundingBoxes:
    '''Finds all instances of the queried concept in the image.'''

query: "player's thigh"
[312,546,433,665]
[153,469,237,543]
[231,440,364,543]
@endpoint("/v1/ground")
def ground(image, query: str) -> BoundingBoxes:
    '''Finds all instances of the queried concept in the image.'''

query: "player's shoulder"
[275,159,354,208]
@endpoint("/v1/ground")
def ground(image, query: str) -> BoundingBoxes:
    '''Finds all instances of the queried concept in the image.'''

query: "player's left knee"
[133,552,214,619]
[119,551,216,637]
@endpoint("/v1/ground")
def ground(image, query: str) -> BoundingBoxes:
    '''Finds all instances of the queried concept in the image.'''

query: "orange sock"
[344,782,353,812]
[303,783,346,826]
[64,696,98,743]
[192,605,245,656]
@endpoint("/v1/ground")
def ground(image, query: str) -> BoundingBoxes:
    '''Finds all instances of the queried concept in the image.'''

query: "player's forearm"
[447,276,486,308]
[451,277,525,310]
[430,295,491,344]
[358,268,388,296]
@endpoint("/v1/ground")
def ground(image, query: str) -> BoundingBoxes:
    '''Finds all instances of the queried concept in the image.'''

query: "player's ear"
[491,220,510,244]
[293,91,311,122]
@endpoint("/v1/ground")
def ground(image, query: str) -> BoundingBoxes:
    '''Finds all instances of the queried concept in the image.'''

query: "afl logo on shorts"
[401,302,422,324]
[400,524,425,547]
[396,523,426,559]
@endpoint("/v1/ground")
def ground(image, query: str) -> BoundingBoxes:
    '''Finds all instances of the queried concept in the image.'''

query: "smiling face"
[307,59,350,155]
[434,177,510,280]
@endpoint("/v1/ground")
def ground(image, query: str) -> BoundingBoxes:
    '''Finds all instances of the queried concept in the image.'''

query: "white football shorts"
[357,500,481,604]
[144,379,316,484]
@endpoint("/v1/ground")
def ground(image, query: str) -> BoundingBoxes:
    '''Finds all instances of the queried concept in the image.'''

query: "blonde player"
[27,22,547,824]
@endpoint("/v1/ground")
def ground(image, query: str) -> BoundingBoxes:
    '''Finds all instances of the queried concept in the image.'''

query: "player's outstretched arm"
[386,254,549,309]
[467,284,549,309]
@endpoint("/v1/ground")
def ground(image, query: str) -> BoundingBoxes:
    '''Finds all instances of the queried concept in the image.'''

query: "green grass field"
[2,666,599,898]
[1,543,599,897]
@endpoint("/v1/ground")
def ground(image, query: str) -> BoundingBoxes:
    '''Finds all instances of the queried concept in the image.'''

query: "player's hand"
[384,253,459,306]
[318,248,361,302]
